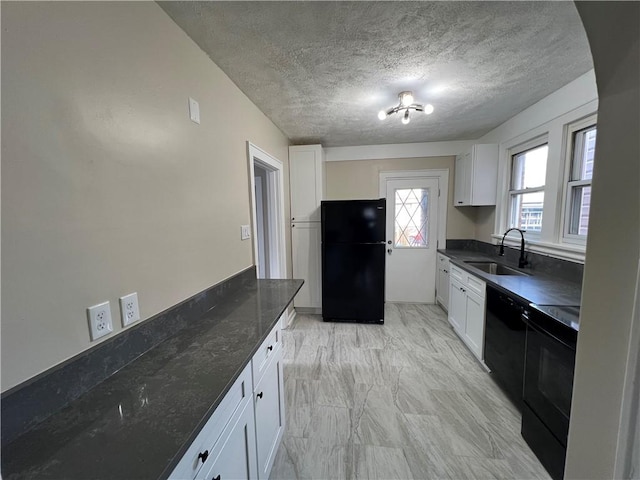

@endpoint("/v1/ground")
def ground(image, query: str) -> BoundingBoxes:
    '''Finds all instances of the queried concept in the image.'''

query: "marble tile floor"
[270,303,551,480]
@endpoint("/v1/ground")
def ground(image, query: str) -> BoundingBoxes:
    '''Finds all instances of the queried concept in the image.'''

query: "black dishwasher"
[484,285,528,410]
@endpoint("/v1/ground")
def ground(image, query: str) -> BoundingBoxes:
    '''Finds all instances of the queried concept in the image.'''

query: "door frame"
[247,142,286,279]
[379,169,449,250]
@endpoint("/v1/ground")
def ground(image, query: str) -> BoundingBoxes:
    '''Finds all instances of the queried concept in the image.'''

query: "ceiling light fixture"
[378,91,434,124]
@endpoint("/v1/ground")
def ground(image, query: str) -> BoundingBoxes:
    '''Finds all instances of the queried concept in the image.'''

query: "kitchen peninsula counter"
[2,274,303,480]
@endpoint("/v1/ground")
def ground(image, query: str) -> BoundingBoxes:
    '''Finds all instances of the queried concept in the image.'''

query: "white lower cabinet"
[463,288,485,359]
[436,253,450,311]
[198,399,257,480]
[254,345,284,479]
[169,318,285,480]
[448,278,466,333]
[448,265,487,361]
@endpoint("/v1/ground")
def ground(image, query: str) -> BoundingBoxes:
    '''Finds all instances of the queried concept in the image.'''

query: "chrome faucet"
[499,228,528,268]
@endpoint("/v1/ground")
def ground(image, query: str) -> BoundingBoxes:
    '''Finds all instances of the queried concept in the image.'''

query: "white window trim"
[493,100,598,264]
[560,114,598,245]
[505,135,549,239]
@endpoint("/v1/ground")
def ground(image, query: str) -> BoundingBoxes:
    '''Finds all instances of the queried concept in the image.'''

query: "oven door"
[523,317,576,446]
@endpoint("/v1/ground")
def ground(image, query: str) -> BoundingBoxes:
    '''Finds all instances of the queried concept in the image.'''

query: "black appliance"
[484,285,528,410]
[522,304,579,480]
[321,199,386,323]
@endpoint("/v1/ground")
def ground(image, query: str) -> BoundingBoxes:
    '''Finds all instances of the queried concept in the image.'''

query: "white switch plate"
[87,301,113,341]
[119,292,141,327]
[241,225,251,240]
[188,97,200,124]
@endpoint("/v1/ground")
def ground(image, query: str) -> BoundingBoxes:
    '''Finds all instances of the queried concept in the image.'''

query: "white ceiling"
[159,1,593,147]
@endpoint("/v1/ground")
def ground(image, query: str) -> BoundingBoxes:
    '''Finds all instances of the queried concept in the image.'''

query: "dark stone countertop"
[438,249,582,306]
[1,278,303,480]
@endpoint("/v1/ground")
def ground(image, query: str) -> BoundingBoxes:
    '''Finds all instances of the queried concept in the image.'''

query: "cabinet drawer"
[466,274,486,298]
[169,364,252,480]
[252,317,282,388]
[450,264,464,282]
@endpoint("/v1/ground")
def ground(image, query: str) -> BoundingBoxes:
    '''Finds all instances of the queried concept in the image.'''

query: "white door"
[385,177,439,303]
[254,172,268,278]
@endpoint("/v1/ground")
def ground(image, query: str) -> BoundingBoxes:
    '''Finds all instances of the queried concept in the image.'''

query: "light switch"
[189,97,200,124]
[241,225,251,240]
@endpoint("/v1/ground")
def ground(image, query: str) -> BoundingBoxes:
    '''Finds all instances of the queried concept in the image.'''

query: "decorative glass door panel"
[394,188,429,248]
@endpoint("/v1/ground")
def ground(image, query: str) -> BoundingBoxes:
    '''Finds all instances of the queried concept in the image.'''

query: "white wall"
[1,2,290,391]
[565,2,640,477]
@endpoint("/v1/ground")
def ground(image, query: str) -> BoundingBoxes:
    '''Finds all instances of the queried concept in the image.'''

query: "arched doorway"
[566,3,639,478]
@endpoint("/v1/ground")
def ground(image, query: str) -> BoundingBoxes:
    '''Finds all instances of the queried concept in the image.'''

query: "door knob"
[387,249,392,255]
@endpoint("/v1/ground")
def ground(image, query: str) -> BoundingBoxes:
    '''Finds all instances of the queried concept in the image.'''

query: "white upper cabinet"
[454,144,499,206]
[289,145,325,222]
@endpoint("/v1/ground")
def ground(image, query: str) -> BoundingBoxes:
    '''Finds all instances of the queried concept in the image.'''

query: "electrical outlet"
[241,225,251,240]
[119,292,141,327]
[87,301,113,341]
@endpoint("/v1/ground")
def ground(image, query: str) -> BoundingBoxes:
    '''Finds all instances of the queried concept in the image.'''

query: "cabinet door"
[469,144,498,206]
[289,145,323,222]
[464,289,486,360]
[198,399,257,480]
[441,267,450,312]
[436,267,449,312]
[254,348,285,480]
[292,222,321,309]
[454,153,471,206]
[448,278,466,333]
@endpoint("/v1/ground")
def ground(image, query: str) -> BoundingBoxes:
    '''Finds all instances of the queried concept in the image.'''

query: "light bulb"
[424,104,434,115]
[399,91,414,107]
[401,109,410,125]
[378,110,387,120]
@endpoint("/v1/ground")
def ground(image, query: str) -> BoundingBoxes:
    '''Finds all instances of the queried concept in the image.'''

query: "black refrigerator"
[321,199,386,323]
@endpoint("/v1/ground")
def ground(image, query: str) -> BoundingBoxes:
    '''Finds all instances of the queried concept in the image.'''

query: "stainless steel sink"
[464,261,529,276]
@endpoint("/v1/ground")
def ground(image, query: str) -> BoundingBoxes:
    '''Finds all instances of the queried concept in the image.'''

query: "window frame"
[561,114,597,245]
[507,136,549,238]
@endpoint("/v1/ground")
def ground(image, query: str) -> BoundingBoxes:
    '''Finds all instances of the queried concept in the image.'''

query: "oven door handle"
[522,312,575,349]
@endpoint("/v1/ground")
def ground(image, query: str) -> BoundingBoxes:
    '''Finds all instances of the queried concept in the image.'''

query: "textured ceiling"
[159,1,593,147]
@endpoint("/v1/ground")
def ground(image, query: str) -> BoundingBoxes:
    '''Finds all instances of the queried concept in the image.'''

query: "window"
[394,188,429,247]
[565,123,596,238]
[508,142,548,233]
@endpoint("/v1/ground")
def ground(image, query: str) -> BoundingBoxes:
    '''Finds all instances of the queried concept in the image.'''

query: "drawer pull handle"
[198,450,209,463]
[213,476,221,480]
[267,345,273,352]
[257,392,263,399]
